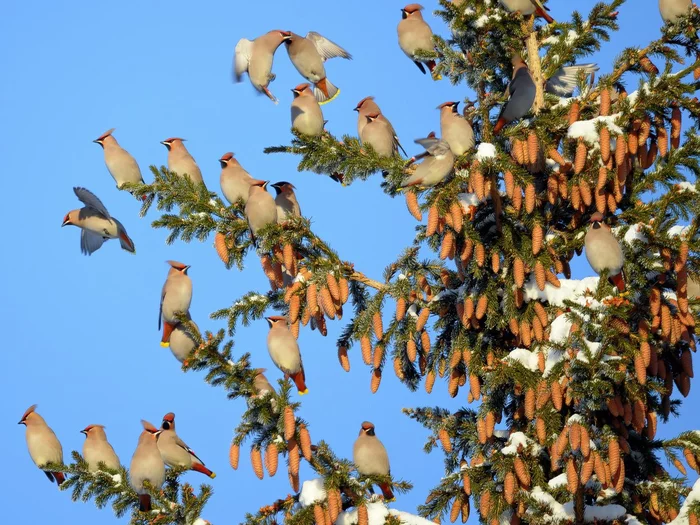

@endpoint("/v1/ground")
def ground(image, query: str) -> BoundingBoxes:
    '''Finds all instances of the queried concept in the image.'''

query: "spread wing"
[306,32,352,61]
[80,230,106,256]
[546,64,599,96]
[74,187,110,218]
[415,137,451,156]
[233,38,254,82]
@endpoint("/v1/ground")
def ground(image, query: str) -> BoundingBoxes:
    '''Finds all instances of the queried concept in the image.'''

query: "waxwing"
[284,31,352,104]
[158,413,215,479]
[19,405,65,486]
[401,135,454,188]
[62,187,136,255]
[81,425,120,472]
[584,212,625,292]
[93,128,146,200]
[398,4,441,78]
[159,261,193,347]
[266,316,308,395]
[437,101,475,156]
[545,64,599,97]
[234,30,292,104]
[353,421,394,501]
[499,0,554,23]
[219,152,263,206]
[129,421,165,512]
[355,97,406,156]
[168,319,199,364]
[253,368,276,397]
[688,275,700,299]
[493,55,536,135]
[270,181,302,222]
[245,181,278,240]
[659,0,693,23]
[161,138,205,186]
[361,113,398,158]
[291,83,324,136]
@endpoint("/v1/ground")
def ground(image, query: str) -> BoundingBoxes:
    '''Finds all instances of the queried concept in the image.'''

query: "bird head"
[81,424,106,437]
[402,3,424,18]
[359,421,376,436]
[18,404,38,426]
[141,420,162,437]
[437,101,459,113]
[271,181,295,195]
[275,30,292,43]
[292,83,311,98]
[62,212,73,227]
[160,137,185,150]
[219,152,234,168]
[166,260,190,275]
[161,412,175,430]
[93,128,116,148]
[265,315,288,328]
[354,96,375,112]
[589,212,605,229]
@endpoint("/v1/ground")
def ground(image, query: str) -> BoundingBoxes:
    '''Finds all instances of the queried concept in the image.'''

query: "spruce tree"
[38,1,700,524]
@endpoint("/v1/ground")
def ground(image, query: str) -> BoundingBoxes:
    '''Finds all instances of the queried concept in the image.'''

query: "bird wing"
[80,230,106,256]
[114,218,136,253]
[74,187,110,218]
[306,32,352,61]
[233,38,254,82]
[415,137,451,156]
[159,285,165,330]
[546,64,599,96]
[175,436,206,465]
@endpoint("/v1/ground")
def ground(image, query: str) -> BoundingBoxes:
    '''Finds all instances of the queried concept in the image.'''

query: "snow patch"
[500,431,541,456]
[523,276,601,307]
[505,348,540,371]
[299,478,327,507]
[669,478,700,525]
[475,142,497,161]
[568,115,623,143]
[458,192,481,210]
[548,473,568,489]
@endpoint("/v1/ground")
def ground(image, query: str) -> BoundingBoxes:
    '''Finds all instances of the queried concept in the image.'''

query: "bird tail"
[427,60,442,81]
[139,494,152,512]
[493,117,508,135]
[192,462,217,479]
[290,370,308,395]
[609,272,626,293]
[52,472,66,486]
[536,7,554,23]
[161,321,175,347]
[379,482,395,501]
[314,78,340,105]
[119,231,136,253]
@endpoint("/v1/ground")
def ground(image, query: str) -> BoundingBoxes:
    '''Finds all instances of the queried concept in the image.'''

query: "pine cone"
[283,406,295,441]
[360,336,372,365]
[574,139,587,174]
[461,500,470,524]
[313,504,326,525]
[251,446,264,479]
[534,261,546,291]
[580,454,594,484]
[671,106,682,149]
[328,489,341,523]
[319,286,336,319]
[470,374,481,400]
[566,458,579,493]
[407,339,418,362]
[405,191,422,221]
[288,438,300,476]
[229,442,240,470]
[338,346,351,372]
[525,183,536,214]
[524,388,536,420]
[684,449,699,473]
[427,205,440,236]
[536,417,546,444]
[504,170,515,198]
[298,424,312,461]
[657,124,668,157]
[416,307,430,331]
[608,438,621,476]
[615,134,627,166]
[514,457,531,488]
[425,369,436,393]
[214,232,230,265]
[527,131,539,163]
[394,355,405,380]
[371,369,382,393]
[551,381,563,411]
[339,277,349,304]
[306,283,319,315]
[568,100,580,125]
[358,504,369,525]
[450,497,462,523]
[512,185,523,212]
[579,178,592,206]
[265,442,279,476]
[600,87,611,116]
[450,202,464,233]
[421,330,431,353]
[639,56,658,74]
[440,232,455,260]
[472,165,485,200]
[479,491,492,519]
[373,344,385,369]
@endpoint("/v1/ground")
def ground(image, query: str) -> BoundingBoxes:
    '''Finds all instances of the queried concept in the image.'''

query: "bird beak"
[18,420,25,425]
[92,139,101,144]
[262,181,270,189]
[62,217,71,227]
[80,430,87,435]
[353,107,359,112]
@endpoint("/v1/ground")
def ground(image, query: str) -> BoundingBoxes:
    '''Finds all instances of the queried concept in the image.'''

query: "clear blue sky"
[2,1,697,523]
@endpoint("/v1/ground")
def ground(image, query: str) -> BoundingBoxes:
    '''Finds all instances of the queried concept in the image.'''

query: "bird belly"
[398,21,433,57]
[443,120,475,156]
[27,432,62,467]
[268,337,301,373]
[353,443,389,475]
[106,152,142,185]
[162,285,193,322]
[249,51,274,89]
[585,237,623,273]
[79,216,119,239]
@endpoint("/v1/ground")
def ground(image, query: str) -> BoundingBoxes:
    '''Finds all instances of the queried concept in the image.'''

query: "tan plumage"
[271,182,302,222]
[362,113,398,158]
[353,421,394,500]
[401,135,454,188]
[93,128,145,198]
[81,425,120,472]
[499,0,554,23]
[659,0,693,23]
[437,102,475,155]
[158,413,215,478]
[159,260,193,347]
[234,30,292,103]
[19,405,65,486]
[355,97,406,156]
[168,320,199,363]
[291,83,324,136]
[584,213,625,291]
[266,316,308,394]
[220,152,262,205]
[245,181,278,238]
[161,138,204,185]
[398,4,440,77]
[129,421,165,512]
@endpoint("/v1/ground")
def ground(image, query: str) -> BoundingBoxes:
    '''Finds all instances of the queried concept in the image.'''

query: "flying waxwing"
[545,64,599,97]
[62,187,136,255]
[493,55,536,135]
[266,316,308,395]
[659,0,693,23]
[158,413,215,479]
[401,135,454,188]
[437,101,475,156]
[19,405,65,486]
[161,138,205,186]
[291,83,324,136]
[245,181,278,240]
[168,319,199,363]
[81,425,120,472]
[93,128,146,200]
[271,181,301,222]
[129,421,165,512]
[361,113,398,158]
[159,260,193,347]
[220,152,263,206]
[234,30,292,104]
[398,4,441,78]
[355,97,406,156]
[499,0,554,23]
[353,421,394,501]
[284,32,352,104]
[584,212,625,292]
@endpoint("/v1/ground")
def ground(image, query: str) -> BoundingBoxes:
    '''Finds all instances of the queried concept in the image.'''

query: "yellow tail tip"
[209,472,217,479]
[432,74,442,81]
[299,389,309,395]
[318,87,341,105]
[160,342,170,348]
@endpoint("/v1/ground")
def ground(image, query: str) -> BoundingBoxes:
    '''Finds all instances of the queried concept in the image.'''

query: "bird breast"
[248,45,275,89]
[105,147,142,185]
[27,429,62,467]
[162,277,193,322]
[267,330,301,373]
[353,437,390,475]
[442,115,474,156]
[158,432,192,468]
[398,18,433,57]
[221,169,253,205]
[289,40,325,82]
[361,121,395,158]
[84,440,119,471]
[75,213,120,239]
[584,231,623,274]
[291,98,324,136]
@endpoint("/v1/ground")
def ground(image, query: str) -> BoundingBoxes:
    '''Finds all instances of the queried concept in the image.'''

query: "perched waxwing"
[129,421,165,512]
[398,4,441,78]
[271,181,302,222]
[499,0,554,23]
[19,405,65,486]
[401,135,454,188]
[659,0,693,23]
[62,187,136,255]
[291,83,324,136]
[234,30,292,104]
[219,152,263,206]
[353,421,394,501]
[584,212,625,292]
[493,55,536,135]
[158,413,215,479]
[688,275,700,299]
[284,32,352,104]
[159,260,193,347]
[168,319,199,364]
[361,113,398,158]
[93,128,146,199]
[253,368,276,397]
[437,101,475,156]
[355,97,406,156]
[161,138,205,186]
[245,180,278,239]
[266,316,308,395]
[81,425,120,472]
[545,64,599,97]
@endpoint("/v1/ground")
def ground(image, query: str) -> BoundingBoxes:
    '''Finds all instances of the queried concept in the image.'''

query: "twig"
[525,16,545,113]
